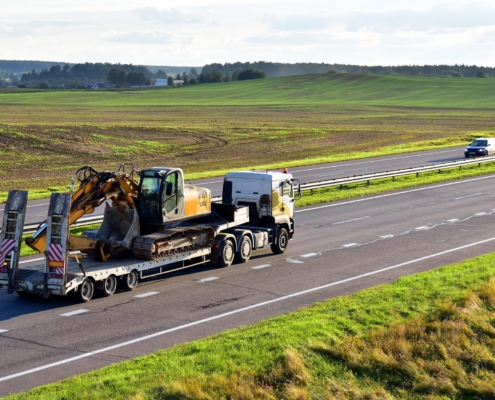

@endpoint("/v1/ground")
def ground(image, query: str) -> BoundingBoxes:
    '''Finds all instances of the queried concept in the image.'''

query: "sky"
[1,0,495,67]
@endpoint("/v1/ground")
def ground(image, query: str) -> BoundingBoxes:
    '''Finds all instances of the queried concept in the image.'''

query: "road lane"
[1,171,494,395]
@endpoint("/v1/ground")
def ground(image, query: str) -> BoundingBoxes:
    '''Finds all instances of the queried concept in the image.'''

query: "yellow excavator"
[26,165,214,261]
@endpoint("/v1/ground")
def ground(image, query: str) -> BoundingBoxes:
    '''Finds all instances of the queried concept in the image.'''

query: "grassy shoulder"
[7,247,495,399]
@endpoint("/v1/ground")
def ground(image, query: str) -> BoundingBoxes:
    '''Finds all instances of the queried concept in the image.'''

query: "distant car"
[464,138,495,158]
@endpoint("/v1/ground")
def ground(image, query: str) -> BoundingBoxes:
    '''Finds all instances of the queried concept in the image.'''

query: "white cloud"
[134,7,204,24]
[104,30,174,44]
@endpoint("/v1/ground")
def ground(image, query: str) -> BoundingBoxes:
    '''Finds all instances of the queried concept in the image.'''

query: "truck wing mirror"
[292,179,302,199]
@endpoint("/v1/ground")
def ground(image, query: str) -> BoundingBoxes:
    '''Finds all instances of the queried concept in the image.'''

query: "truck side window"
[282,181,292,197]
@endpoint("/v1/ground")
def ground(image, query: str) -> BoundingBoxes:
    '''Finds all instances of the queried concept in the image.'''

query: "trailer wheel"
[122,270,138,291]
[101,275,117,297]
[76,278,94,303]
[235,235,252,263]
[271,227,289,254]
[219,239,235,268]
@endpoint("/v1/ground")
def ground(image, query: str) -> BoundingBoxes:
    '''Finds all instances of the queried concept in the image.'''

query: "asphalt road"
[0,146,466,225]
[1,170,495,395]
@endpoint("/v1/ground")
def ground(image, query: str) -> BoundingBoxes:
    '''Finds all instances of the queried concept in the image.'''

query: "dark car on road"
[464,138,495,158]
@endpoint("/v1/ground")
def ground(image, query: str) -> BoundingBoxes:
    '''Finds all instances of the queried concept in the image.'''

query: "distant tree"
[155,69,167,79]
[189,67,198,78]
[231,70,240,81]
[237,68,266,80]
[452,72,463,77]
[188,77,197,84]
[176,73,182,80]
[37,82,49,89]
[224,72,231,82]
[210,69,222,83]
[182,72,188,85]
[17,83,27,88]
[62,64,71,73]
[126,72,148,86]
[107,68,126,86]
[167,76,174,86]
[476,72,487,78]
[49,65,61,73]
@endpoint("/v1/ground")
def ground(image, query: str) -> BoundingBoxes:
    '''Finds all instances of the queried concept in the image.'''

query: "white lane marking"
[447,219,460,223]
[2,235,493,383]
[455,193,483,200]
[476,212,487,216]
[197,277,218,283]
[333,216,369,225]
[134,292,159,298]
[297,174,495,214]
[342,243,359,248]
[380,234,394,239]
[0,329,9,334]
[19,258,44,264]
[252,264,271,269]
[60,310,89,317]
[300,252,320,258]
[286,259,304,264]
[415,226,429,231]
[295,148,461,173]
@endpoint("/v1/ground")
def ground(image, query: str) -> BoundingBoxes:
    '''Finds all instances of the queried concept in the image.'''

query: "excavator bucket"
[92,204,141,255]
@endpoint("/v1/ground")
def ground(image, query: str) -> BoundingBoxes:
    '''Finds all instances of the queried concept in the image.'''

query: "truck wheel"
[122,270,138,291]
[219,239,235,268]
[101,275,117,297]
[235,235,252,263]
[76,278,94,303]
[271,227,289,254]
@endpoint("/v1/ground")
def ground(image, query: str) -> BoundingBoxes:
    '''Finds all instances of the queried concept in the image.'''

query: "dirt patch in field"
[0,104,492,191]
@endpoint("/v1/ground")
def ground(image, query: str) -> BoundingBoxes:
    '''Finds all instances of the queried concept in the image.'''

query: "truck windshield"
[471,140,487,146]
[139,177,161,218]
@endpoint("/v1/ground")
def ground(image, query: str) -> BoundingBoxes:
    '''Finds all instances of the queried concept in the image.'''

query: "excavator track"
[132,225,216,261]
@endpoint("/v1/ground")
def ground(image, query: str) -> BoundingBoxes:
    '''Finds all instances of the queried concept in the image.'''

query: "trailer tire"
[101,275,117,297]
[219,239,235,268]
[271,227,289,254]
[122,270,138,291]
[235,235,252,263]
[76,278,94,303]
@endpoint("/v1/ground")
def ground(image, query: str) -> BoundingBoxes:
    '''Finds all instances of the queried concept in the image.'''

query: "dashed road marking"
[286,259,304,264]
[455,193,483,200]
[300,252,320,258]
[447,219,460,223]
[134,292,159,298]
[333,216,369,225]
[415,226,429,231]
[60,309,89,317]
[252,264,271,269]
[0,329,9,334]
[380,234,394,239]
[342,243,359,248]
[197,277,219,283]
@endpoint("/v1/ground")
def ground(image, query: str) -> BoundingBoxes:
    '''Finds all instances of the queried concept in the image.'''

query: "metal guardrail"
[20,155,495,235]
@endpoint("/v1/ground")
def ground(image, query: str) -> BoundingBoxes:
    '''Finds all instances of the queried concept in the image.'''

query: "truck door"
[281,180,294,218]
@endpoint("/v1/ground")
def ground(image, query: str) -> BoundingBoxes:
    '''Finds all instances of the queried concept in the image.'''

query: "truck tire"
[271,227,289,254]
[76,278,94,303]
[235,235,252,263]
[122,270,138,291]
[101,275,117,297]
[219,239,235,268]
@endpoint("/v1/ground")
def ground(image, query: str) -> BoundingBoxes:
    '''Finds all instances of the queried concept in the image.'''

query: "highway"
[1,166,495,395]
[0,146,465,225]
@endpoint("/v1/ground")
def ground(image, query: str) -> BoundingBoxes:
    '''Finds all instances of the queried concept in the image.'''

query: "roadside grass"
[7,248,495,399]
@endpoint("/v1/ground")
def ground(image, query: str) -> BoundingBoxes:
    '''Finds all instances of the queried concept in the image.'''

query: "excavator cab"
[137,167,211,227]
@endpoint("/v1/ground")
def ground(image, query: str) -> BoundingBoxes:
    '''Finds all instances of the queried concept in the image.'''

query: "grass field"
[0,73,495,192]
[7,251,495,399]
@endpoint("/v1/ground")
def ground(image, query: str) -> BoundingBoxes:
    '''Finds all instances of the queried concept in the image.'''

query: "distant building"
[173,79,184,86]
[154,79,168,86]
[91,83,106,89]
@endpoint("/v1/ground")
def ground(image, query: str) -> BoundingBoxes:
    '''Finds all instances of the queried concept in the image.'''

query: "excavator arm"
[26,166,139,258]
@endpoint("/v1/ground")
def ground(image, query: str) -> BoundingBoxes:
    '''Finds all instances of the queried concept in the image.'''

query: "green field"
[2,73,495,107]
[1,73,495,193]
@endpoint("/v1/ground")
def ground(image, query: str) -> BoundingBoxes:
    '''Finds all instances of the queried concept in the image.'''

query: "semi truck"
[0,165,300,302]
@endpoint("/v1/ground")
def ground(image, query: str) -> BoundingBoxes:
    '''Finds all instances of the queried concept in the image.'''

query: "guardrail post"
[416,173,419,178]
